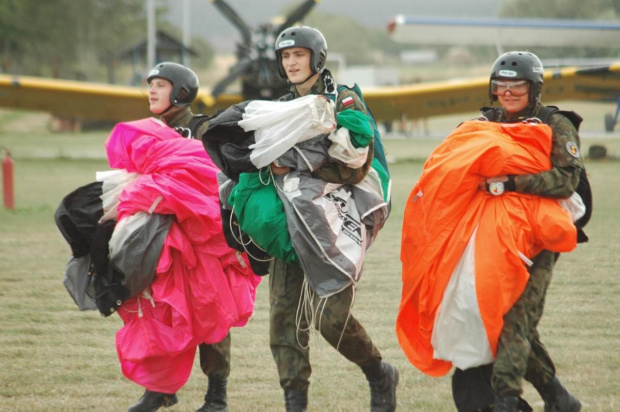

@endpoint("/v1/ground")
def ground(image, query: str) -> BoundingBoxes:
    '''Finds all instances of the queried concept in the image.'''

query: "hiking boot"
[362,360,399,412]
[127,390,178,412]
[195,377,228,412]
[284,388,308,412]
[493,393,519,412]
[535,376,581,412]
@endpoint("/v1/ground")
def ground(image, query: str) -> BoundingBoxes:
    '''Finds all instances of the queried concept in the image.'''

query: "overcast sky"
[166,0,504,52]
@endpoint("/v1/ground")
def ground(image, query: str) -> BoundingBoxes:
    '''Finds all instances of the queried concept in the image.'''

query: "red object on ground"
[2,150,14,210]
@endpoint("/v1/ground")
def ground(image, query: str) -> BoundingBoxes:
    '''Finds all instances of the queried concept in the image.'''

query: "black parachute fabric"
[54,181,128,315]
[55,182,105,312]
[90,219,130,316]
[55,181,104,257]
[55,181,171,316]
[201,100,257,181]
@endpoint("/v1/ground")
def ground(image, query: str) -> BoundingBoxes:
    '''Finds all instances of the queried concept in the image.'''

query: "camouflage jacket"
[484,102,584,198]
[278,70,374,185]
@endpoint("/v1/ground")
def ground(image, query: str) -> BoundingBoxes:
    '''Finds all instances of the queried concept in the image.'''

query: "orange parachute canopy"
[397,120,577,377]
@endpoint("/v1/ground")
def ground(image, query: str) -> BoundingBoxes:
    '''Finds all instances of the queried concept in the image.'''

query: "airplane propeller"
[209,0,319,100]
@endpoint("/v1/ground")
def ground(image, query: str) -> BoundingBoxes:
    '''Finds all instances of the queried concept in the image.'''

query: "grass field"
[0,108,619,411]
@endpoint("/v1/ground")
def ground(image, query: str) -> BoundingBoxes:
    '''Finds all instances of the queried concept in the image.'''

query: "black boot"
[535,376,581,412]
[493,393,519,412]
[128,390,178,412]
[195,377,228,412]
[284,389,308,412]
[361,360,399,412]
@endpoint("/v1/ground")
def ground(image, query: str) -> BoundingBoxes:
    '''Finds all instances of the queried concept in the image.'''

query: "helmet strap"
[291,71,318,86]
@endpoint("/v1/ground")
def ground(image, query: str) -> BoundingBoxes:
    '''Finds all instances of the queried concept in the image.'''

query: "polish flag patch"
[342,96,354,107]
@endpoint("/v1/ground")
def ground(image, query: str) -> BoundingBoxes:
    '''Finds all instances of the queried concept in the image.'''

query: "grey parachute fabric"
[108,211,173,297]
[275,169,388,297]
[62,255,97,311]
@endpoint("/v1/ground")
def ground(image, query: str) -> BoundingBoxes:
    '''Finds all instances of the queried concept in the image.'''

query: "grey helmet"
[147,62,199,107]
[489,51,544,104]
[275,26,327,79]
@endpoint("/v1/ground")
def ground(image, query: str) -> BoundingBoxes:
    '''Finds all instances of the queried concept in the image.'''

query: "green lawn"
[0,110,618,411]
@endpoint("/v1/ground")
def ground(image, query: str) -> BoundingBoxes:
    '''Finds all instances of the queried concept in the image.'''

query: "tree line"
[1,0,618,84]
[0,0,214,84]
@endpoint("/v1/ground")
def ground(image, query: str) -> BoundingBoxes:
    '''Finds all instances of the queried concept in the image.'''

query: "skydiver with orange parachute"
[397,51,588,412]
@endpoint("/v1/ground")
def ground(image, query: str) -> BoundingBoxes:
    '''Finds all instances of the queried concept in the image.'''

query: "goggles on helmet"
[491,79,530,97]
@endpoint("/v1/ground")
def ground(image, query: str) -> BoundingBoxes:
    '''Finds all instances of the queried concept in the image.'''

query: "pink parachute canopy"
[105,118,261,393]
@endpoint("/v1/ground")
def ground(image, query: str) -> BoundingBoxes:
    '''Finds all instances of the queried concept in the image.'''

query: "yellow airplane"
[1,62,620,128]
[382,15,620,131]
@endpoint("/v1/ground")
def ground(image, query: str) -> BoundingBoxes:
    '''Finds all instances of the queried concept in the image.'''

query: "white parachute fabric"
[239,95,336,168]
[96,169,139,223]
[558,191,586,223]
[327,126,369,168]
[431,227,494,369]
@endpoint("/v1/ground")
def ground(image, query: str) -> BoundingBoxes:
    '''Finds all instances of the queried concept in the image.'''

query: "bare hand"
[271,163,291,176]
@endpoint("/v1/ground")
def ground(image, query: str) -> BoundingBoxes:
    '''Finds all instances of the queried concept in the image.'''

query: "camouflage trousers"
[198,333,231,380]
[269,258,382,391]
[492,250,557,395]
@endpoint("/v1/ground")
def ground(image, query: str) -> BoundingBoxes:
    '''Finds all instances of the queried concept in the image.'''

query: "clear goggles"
[491,79,530,96]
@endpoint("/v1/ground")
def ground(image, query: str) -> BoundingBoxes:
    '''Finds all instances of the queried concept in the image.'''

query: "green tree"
[0,0,188,82]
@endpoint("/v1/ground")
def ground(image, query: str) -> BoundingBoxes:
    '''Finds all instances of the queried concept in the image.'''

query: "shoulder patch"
[341,96,354,107]
[566,142,580,158]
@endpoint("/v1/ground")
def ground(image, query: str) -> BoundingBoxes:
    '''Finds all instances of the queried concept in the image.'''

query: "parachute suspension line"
[314,295,329,350]
[295,279,315,350]
[293,279,358,352]
[335,284,356,351]
[259,166,273,186]
[119,291,156,318]
[228,204,271,262]
[228,204,251,247]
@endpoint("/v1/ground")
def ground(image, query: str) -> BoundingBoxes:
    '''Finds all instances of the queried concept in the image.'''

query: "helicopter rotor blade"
[209,0,252,44]
[274,0,319,35]
[210,58,254,97]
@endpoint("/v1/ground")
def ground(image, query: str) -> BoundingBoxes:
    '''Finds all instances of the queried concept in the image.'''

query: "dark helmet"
[489,51,544,104]
[147,62,199,107]
[274,26,327,79]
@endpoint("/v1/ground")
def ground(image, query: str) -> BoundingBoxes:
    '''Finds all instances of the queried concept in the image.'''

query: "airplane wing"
[1,63,620,123]
[0,74,151,121]
[362,62,620,122]
[0,74,240,122]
